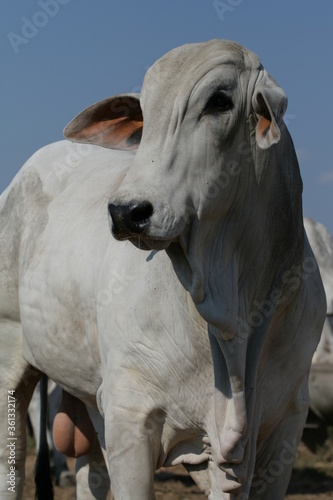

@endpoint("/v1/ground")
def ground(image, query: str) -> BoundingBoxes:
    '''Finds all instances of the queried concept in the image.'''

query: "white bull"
[0,40,326,499]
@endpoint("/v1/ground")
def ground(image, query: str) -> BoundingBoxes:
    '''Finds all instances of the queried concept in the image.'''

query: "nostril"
[108,203,118,218]
[107,201,153,237]
[130,202,153,223]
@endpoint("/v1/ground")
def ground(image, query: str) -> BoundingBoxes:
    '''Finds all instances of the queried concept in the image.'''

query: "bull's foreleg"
[248,404,308,499]
[0,320,40,499]
[103,403,158,500]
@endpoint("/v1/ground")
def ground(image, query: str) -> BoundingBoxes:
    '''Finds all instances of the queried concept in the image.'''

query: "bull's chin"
[128,237,172,251]
[111,228,176,251]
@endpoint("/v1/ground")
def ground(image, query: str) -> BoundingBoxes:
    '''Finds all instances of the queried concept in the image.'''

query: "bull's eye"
[204,91,233,114]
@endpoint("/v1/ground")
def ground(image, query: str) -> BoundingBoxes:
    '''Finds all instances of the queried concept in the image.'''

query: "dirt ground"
[22,432,333,499]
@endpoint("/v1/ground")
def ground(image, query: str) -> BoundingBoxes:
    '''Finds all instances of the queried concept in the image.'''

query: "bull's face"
[107,50,246,252]
[107,65,242,251]
[65,40,287,257]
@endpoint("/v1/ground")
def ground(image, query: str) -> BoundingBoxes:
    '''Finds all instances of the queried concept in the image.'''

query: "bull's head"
[64,39,293,327]
[64,40,304,477]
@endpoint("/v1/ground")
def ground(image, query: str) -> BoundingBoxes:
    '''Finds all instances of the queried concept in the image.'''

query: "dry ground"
[22,431,333,500]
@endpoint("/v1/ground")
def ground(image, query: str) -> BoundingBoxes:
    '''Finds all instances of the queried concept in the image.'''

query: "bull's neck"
[167,124,304,340]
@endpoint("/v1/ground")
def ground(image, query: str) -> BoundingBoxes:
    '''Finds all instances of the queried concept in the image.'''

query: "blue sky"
[1,0,332,235]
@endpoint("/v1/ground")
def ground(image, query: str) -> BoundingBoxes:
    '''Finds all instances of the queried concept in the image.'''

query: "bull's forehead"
[154,39,260,71]
[141,39,261,116]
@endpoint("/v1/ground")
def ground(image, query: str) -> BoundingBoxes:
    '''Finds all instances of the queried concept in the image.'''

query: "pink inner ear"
[74,116,143,149]
[256,115,271,141]
[255,114,281,149]
[64,94,143,150]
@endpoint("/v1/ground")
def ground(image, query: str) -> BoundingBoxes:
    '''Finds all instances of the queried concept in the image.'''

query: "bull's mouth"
[109,217,183,251]
[111,226,174,251]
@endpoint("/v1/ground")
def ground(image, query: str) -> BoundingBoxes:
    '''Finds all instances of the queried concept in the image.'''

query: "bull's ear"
[252,70,287,149]
[64,93,143,150]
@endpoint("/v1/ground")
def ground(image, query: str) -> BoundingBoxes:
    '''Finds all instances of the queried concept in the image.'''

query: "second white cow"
[305,218,333,424]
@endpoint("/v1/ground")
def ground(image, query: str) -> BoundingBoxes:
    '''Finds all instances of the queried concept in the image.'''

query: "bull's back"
[0,142,67,320]
[0,168,36,321]
[0,141,133,323]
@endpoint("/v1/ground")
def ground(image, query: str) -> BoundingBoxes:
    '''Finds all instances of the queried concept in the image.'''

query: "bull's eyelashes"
[203,91,233,115]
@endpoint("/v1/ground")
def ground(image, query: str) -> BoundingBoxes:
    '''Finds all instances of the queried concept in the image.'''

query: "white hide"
[304,218,333,422]
[0,40,326,499]
[305,218,333,363]
[304,218,333,316]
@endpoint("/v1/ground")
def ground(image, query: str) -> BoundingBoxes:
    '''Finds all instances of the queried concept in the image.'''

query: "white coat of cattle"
[0,40,326,499]
[305,218,333,363]
[304,218,333,423]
